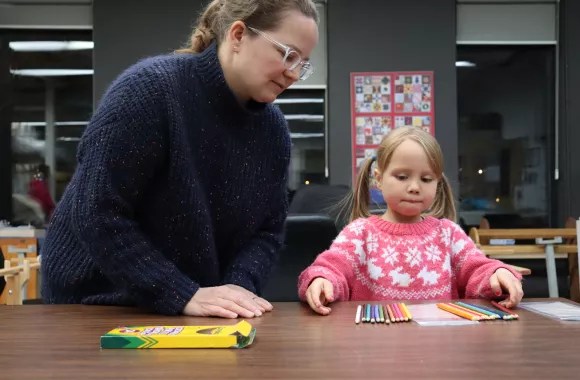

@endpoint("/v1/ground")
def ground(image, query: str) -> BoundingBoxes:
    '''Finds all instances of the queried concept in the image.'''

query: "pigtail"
[427,173,456,221]
[349,157,376,222]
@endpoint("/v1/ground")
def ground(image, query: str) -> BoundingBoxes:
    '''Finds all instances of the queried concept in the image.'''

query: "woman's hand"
[183,284,273,318]
[306,277,334,315]
[489,268,524,308]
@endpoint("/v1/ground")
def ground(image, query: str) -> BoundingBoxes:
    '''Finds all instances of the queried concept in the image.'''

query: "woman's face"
[231,11,319,103]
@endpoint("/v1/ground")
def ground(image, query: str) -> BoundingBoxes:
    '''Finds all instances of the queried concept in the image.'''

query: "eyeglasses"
[246,26,314,81]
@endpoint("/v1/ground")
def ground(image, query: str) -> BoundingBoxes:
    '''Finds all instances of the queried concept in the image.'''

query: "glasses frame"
[246,25,314,81]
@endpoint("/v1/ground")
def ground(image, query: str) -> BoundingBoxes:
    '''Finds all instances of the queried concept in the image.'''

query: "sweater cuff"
[298,267,343,301]
[153,274,200,316]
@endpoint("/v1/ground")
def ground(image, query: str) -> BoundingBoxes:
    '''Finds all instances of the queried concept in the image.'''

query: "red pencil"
[491,301,519,318]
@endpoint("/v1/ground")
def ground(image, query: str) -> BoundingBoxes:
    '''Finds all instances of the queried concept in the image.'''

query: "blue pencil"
[365,304,371,323]
[374,305,380,324]
[473,304,515,320]
[456,302,500,319]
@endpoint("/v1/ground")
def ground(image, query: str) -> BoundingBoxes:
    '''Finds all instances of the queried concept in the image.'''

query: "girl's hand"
[306,277,334,315]
[489,268,524,308]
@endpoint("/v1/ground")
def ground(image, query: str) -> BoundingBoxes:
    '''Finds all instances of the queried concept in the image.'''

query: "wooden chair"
[564,217,579,302]
[0,258,40,305]
[469,221,577,298]
[0,236,40,303]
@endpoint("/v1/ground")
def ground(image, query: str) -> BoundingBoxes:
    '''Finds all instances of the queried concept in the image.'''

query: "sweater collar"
[369,215,440,236]
[194,41,269,118]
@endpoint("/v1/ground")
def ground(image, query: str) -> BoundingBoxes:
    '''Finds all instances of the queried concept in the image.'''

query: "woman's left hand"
[489,268,524,308]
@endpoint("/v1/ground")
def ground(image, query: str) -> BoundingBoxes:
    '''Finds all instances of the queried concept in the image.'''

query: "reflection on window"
[275,88,326,192]
[7,30,92,226]
[457,46,554,230]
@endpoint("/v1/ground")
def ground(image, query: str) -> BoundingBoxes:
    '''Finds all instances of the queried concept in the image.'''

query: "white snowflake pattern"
[348,220,366,236]
[333,234,349,245]
[352,239,366,265]
[367,258,384,280]
[388,267,414,287]
[417,267,440,286]
[440,227,452,246]
[425,244,441,263]
[452,239,467,256]
[442,253,451,272]
[404,247,422,267]
[365,232,379,255]
[381,246,400,265]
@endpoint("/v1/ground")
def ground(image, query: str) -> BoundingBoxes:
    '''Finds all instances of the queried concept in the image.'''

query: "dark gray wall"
[93,0,204,106]
[0,38,13,221]
[327,0,458,191]
[559,0,580,222]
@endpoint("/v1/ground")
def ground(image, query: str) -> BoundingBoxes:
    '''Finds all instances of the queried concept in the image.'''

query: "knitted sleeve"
[222,116,291,295]
[445,220,522,298]
[69,62,199,315]
[298,218,369,301]
[223,178,288,294]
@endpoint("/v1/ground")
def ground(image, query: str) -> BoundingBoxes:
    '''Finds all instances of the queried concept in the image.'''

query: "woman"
[41,0,319,317]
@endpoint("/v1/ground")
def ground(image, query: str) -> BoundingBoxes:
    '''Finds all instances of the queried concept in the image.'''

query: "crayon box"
[100,320,255,349]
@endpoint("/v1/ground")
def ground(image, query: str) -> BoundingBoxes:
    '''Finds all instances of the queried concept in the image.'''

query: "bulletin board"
[350,71,435,181]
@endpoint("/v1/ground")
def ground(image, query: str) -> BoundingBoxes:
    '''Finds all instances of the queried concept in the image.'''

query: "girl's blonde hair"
[350,126,456,222]
[175,0,319,54]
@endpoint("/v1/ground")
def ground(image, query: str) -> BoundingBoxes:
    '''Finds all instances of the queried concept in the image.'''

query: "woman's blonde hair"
[176,0,319,54]
[350,126,456,222]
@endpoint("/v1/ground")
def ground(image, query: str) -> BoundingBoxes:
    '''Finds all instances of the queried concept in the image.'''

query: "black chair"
[289,185,351,230]
[262,214,338,302]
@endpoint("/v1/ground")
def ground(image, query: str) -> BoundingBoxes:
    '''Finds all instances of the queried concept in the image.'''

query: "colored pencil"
[383,305,391,324]
[456,302,500,320]
[365,304,371,323]
[385,304,396,323]
[371,304,377,323]
[378,304,385,323]
[374,305,380,323]
[393,303,405,322]
[400,303,413,321]
[437,303,481,321]
[474,304,515,320]
[449,303,490,320]
[398,303,409,322]
[491,301,520,318]
[355,305,362,324]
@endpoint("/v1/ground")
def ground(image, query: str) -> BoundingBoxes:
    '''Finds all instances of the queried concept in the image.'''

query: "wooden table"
[1,300,580,379]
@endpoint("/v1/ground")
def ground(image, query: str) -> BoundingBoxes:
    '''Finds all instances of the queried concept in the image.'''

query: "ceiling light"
[9,41,93,52]
[10,69,93,77]
[12,121,89,128]
[456,61,476,67]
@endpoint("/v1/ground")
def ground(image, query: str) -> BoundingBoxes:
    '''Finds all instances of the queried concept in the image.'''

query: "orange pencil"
[491,301,520,318]
[385,304,397,323]
[437,303,481,321]
[400,303,413,321]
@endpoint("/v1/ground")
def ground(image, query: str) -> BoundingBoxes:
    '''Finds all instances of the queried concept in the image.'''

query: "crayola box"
[100,320,256,349]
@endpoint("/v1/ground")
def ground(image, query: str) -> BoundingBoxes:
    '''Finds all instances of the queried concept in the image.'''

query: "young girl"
[298,127,524,315]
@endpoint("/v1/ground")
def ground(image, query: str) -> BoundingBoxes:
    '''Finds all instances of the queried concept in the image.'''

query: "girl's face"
[374,139,438,223]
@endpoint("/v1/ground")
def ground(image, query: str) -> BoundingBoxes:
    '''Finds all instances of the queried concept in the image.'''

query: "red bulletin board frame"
[350,71,435,182]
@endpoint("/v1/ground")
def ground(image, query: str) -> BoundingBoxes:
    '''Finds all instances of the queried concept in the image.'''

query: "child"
[298,127,523,315]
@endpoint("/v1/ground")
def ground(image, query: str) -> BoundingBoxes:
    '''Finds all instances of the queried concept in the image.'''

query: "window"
[5,29,92,225]
[275,87,327,191]
[457,46,555,230]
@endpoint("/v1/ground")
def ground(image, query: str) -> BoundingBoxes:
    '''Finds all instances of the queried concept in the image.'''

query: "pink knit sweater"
[298,216,522,302]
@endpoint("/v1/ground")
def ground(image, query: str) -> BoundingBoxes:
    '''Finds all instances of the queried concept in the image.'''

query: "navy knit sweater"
[41,42,291,315]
